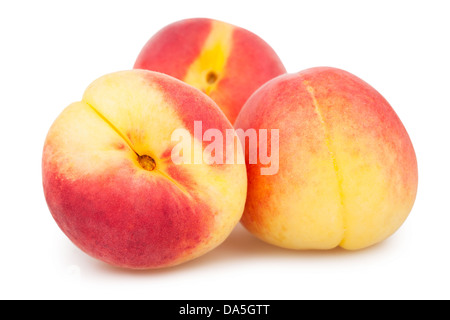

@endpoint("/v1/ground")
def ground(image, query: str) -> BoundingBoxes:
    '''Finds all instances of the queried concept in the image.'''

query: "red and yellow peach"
[42,70,247,269]
[235,67,418,250]
[134,18,286,124]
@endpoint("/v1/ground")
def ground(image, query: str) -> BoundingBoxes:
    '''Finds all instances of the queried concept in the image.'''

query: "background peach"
[134,18,286,124]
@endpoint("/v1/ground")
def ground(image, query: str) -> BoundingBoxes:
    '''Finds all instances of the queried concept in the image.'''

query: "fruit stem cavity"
[138,155,156,171]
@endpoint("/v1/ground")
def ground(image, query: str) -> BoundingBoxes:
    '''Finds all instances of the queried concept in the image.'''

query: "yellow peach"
[235,67,418,250]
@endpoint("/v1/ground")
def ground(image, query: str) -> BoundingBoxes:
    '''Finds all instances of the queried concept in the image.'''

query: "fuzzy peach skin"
[235,67,418,250]
[42,70,247,269]
[134,18,286,124]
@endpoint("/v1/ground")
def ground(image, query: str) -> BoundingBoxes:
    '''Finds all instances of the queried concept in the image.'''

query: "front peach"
[235,67,418,250]
[42,70,247,269]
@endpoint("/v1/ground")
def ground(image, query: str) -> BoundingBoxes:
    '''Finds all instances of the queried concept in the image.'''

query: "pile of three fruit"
[42,18,418,269]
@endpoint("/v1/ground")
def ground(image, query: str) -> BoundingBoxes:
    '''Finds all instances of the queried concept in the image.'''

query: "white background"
[1,0,449,300]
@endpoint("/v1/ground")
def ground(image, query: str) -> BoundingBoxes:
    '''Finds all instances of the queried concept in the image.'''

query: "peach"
[134,18,286,124]
[235,67,418,250]
[42,70,247,269]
